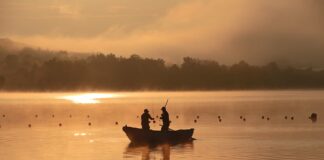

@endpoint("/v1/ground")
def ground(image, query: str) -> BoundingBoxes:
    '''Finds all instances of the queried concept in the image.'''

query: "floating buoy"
[309,113,317,123]
[284,116,288,120]
[194,119,197,123]
[88,122,92,126]
[219,119,222,122]
[240,116,243,119]
[59,123,62,127]
[28,124,32,128]
[35,114,38,118]
[115,121,118,125]
[291,116,294,120]
[261,116,265,119]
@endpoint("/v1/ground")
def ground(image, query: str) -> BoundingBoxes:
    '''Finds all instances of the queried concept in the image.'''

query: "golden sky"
[1,0,324,66]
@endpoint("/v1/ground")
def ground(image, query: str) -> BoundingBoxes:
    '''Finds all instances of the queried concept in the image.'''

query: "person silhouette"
[160,107,170,132]
[141,109,154,130]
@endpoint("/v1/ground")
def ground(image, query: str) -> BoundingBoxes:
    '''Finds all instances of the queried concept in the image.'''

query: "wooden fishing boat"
[123,126,194,144]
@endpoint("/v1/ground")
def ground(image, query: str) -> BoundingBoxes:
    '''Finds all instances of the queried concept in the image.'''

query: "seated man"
[141,109,154,130]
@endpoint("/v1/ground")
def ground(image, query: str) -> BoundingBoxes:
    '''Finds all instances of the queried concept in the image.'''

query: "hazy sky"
[1,0,324,66]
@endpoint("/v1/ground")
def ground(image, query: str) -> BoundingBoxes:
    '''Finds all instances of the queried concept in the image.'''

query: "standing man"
[141,109,154,130]
[160,107,170,132]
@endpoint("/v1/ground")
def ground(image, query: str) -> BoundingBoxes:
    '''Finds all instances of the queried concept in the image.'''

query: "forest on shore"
[1,41,324,91]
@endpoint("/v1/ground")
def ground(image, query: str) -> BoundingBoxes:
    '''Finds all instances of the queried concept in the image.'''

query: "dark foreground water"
[0,91,323,160]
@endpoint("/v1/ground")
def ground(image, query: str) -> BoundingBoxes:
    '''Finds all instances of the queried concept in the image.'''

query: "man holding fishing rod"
[160,99,171,132]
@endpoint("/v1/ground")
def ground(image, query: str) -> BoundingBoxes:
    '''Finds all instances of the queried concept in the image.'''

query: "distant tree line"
[1,47,324,91]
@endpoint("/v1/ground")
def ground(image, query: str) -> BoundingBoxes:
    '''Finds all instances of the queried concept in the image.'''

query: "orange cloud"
[10,0,324,66]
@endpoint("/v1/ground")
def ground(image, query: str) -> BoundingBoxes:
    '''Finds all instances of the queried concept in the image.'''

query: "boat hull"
[123,126,194,144]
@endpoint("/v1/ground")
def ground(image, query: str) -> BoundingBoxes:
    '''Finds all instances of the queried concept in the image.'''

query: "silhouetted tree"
[1,47,324,90]
[0,75,5,88]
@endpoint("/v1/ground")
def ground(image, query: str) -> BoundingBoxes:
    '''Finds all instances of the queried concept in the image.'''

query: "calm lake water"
[0,91,324,160]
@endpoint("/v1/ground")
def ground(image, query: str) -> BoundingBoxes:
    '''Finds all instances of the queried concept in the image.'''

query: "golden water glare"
[59,93,116,104]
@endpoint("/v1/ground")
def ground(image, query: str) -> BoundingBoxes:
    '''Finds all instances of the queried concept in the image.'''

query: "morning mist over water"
[1,0,324,159]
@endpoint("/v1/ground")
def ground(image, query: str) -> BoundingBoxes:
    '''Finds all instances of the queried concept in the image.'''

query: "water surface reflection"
[1,91,324,159]
[124,141,194,160]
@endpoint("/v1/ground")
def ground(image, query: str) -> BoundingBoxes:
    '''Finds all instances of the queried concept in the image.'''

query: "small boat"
[123,126,194,144]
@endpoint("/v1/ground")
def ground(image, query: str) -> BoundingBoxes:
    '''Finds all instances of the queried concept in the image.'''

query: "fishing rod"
[164,98,169,108]
[158,98,169,124]
[151,98,169,125]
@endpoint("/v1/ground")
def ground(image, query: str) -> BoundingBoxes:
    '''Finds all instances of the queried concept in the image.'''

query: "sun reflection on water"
[59,93,116,104]
[74,132,88,136]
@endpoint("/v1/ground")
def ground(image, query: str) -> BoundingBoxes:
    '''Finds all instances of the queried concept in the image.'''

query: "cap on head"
[144,109,149,113]
[161,107,166,111]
